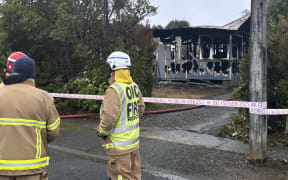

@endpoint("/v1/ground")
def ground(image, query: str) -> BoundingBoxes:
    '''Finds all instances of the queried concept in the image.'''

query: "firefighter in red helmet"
[1,52,27,87]
[0,55,60,180]
[5,52,27,76]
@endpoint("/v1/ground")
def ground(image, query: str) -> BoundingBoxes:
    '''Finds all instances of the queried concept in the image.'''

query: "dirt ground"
[152,82,227,99]
[146,82,228,111]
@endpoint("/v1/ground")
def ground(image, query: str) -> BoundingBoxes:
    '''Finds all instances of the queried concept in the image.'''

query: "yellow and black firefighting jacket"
[0,79,60,176]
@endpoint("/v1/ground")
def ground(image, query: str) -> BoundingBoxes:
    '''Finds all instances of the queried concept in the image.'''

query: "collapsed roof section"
[152,15,250,43]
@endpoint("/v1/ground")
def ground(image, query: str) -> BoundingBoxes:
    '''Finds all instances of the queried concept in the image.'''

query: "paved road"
[48,151,107,179]
[48,151,202,180]
[48,112,288,180]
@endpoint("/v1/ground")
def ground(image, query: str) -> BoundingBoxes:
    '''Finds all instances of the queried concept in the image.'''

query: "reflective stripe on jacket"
[101,82,140,151]
[0,79,60,176]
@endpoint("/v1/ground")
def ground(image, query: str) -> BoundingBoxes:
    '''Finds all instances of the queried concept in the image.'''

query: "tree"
[165,20,190,29]
[268,0,288,31]
[230,0,288,145]
[152,24,163,29]
[268,16,288,109]
[0,0,157,113]
[241,9,250,16]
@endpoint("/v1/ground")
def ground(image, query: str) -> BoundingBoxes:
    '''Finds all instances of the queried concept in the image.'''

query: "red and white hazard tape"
[143,97,267,109]
[49,93,104,100]
[249,108,288,115]
[49,93,287,115]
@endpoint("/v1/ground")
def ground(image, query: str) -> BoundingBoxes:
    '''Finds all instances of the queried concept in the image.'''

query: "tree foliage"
[241,9,250,16]
[268,0,288,31]
[268,16,288,109]
[230,1,288,137]
[165,20,190,29]
[0,0,157,113]
[152,24,164,29]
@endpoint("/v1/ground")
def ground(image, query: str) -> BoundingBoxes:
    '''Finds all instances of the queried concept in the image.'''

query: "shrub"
[55,74,108,114]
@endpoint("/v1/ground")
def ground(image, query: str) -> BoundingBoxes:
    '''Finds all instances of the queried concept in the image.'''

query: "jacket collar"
[108,69,133,85]
[22,78,35,87]
[114,69,133,83]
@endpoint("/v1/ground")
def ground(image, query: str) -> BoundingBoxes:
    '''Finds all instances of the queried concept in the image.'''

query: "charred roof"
[152,15,250,43]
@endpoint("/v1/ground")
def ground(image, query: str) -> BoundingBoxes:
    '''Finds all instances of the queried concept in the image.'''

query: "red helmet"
[6,52,28,71]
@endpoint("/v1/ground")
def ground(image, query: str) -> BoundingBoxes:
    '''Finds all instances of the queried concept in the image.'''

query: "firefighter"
[1,51,28,87]
[4,51,28,79]
[97,51,145,180]
[0,56,60,180]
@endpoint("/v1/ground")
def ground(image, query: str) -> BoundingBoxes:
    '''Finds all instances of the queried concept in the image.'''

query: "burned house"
[152,15,250,83]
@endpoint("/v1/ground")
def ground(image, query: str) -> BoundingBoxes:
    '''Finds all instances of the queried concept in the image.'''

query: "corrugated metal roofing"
[190,15,250,30]
[223,14,250,30]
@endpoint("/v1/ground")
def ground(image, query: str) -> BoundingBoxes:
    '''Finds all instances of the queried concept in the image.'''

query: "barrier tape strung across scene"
[50,93,104,100]
[49,93,288,115]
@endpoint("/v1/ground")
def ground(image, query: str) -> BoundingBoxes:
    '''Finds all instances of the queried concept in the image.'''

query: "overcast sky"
[146,0,251,27]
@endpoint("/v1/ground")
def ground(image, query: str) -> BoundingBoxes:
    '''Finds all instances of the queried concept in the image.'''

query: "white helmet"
[106,51,131,71]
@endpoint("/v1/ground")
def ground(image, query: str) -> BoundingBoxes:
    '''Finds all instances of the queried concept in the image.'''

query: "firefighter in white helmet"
[97,51,145,180]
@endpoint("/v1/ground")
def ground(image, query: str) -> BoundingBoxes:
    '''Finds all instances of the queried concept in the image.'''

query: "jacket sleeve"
[46,96,61,143]
[98,87,120,136]
[138,90,145,117]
